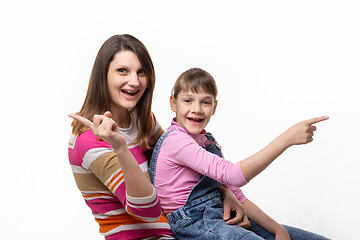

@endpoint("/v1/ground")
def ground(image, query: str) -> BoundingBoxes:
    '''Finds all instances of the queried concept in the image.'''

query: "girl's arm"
[218,186,251,228]
[240,116,328,182]
[242,199,290,240]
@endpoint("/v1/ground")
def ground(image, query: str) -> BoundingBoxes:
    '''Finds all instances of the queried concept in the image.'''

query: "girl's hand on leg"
[220,187,251,229]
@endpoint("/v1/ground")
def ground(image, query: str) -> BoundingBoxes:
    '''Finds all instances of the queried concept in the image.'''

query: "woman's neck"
[110,107,132,128]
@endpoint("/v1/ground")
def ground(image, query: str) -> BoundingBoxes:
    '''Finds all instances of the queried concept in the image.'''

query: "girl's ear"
[170,96,177,113]
[212,100,218,116]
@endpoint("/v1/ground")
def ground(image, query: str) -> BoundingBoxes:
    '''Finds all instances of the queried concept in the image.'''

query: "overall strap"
[149,129,177,184]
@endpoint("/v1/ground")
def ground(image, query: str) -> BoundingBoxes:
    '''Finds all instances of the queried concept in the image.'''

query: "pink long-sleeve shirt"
[153,120,248,215]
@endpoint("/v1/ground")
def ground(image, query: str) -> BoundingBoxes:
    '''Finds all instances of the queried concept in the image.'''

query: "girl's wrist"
[277,131,292,149]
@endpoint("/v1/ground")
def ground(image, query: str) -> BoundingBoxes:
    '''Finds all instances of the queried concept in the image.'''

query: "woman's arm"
[242,199,290,240]
[240,116,328,182]
[69,112,154,197]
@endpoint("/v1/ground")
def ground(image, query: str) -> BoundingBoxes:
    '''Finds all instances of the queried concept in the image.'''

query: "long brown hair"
[72,34,155,149]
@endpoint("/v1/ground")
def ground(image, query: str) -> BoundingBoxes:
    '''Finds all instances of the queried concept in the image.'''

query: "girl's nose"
[191,102,203,113]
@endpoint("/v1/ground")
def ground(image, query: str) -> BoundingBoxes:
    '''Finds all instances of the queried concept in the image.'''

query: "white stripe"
[126,187,157,205]
[102,222,171,237]
[139,161,149,172]
[111,178,124,192]
[68,134,77,149]
[71,165,91,174]
[93,209,126,219]
[126,197,159,209]
[82,190,112,195]
[84,195,114,201]
[143,236,175,240]
[105,169,123,187]
[82,147,113,169]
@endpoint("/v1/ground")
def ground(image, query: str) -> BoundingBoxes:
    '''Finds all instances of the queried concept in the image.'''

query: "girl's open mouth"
[187,117,204,123]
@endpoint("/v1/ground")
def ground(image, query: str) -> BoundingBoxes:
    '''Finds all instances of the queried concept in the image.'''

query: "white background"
[1,1,359,239]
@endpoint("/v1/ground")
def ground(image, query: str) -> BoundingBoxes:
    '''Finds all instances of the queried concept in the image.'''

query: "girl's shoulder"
[164,127,198,146]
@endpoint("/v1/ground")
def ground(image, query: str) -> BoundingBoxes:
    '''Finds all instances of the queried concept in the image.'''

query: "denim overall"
[149,130,261,239]
[149,130,330,240]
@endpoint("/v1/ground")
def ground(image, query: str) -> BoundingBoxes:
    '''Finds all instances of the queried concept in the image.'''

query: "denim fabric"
[250,220,330,240]
[149,129,176,184]
[149,131,329,240]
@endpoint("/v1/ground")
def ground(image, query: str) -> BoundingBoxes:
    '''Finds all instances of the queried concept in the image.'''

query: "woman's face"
[107,50,148,112]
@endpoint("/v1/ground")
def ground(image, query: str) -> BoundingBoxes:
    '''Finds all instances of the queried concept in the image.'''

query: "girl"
[150,67,329,240]
[68,35,247,239]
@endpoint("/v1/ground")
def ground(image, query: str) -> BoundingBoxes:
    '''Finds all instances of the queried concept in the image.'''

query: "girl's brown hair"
[172,67,218,99]
[72,34,155,149]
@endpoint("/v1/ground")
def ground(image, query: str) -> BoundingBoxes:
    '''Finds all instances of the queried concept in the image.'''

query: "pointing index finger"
[305,115,329,125]
[68,113,94,130]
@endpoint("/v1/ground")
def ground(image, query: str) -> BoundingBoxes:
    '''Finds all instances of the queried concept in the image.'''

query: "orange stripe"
[82,192,115,199]
[106,170,123,188]
[95,212,169,233]
[110,175,124,192]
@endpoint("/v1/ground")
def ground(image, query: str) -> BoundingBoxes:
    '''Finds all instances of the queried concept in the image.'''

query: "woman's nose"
[128,73,140,87]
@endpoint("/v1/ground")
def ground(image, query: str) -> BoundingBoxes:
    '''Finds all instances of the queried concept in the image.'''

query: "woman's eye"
[137,69,146,76]
[117,68,127,73]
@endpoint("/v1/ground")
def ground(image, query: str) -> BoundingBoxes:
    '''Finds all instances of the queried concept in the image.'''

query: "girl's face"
[107,51,148,113]
[170,90,217,135]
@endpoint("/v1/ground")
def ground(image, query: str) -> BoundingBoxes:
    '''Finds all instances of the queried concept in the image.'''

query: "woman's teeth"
[122,90,138,96]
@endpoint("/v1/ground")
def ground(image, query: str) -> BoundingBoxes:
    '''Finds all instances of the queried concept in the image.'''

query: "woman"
[68,34,246,239]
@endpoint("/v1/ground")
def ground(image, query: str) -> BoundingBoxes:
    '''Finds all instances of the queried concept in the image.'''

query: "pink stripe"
[129,146,147,165]
[85,199,124,214]
[75,130,112,161]
[127,201,162,219]
[68,148,81,165]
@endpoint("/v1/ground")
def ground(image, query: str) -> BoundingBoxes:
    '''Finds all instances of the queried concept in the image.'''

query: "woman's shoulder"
[72,129,112,153]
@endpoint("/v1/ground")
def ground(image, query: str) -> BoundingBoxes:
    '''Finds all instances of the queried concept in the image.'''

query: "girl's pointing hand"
[282,115,329,147]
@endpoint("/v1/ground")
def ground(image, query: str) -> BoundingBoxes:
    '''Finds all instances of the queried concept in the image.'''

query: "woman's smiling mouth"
[122,89,139,96]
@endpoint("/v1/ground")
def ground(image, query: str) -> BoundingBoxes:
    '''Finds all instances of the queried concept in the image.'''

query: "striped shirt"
[68,113,174,239]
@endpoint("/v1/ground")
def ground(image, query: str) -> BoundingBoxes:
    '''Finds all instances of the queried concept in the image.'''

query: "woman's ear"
[170,96,177,113]
[212,100,218,115]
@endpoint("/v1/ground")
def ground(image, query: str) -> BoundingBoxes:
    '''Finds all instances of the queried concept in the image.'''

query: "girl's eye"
[184,99,191,103]
[137,69,146,76]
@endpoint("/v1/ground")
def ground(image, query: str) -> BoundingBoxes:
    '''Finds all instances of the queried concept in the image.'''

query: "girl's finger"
[305,115,329,125]
[307,126,317,132]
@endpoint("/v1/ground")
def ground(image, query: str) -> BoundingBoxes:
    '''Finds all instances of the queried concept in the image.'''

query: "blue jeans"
[150,130,329,240]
